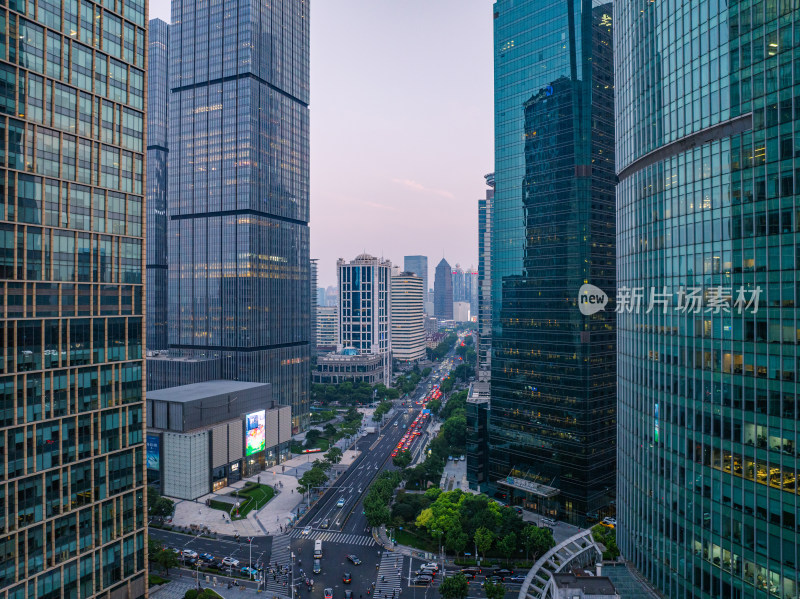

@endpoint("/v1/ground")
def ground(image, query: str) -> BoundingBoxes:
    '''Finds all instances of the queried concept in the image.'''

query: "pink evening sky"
[147,0,494,288]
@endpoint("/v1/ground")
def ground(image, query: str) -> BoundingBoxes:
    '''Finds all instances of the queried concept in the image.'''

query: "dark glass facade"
[434,258,453,320]
[0,0,148,595]
[478,173,494,382]
[489,0,616,526]
[404,255,429,310]
[146,18,169,351]
[616,1,800,597]
[168,0,311,432]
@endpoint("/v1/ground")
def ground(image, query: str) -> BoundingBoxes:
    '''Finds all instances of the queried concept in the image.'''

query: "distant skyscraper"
[489,0,616,525]
[325,286,339,307]
[404,255,429,311]
[452,264,466,303]
[167,0,310,432]
[478,173,494,381]
[434,258,454,320]
[317,287,327,307]
[616,2,800,597]
[147,19,170,351]
[316,306,339,351]
[465,267,478,318]
[390,272,426,362]
[311,259,318,358]
[337,254,392,385]
[0,0,148,595]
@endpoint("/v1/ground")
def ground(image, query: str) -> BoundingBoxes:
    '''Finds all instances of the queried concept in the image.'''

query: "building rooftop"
[552,573,617,595]
[467,382,490,403]
[146,380,269,403]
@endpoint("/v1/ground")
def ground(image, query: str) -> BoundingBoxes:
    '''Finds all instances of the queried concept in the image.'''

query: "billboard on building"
[245,410,266,456]
[147,434,160,470]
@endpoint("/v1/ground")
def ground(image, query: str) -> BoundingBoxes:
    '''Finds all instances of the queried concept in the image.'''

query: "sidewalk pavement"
[167,449,361,537]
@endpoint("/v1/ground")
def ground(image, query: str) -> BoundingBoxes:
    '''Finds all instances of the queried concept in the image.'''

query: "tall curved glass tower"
[616,1,800,597]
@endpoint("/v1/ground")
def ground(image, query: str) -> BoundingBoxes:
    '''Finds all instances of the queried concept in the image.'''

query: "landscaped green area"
[591,524,620,560]
[148,574,169,586]
[184,589,223,599]
[292,406,364,454]
[207,482,275,520]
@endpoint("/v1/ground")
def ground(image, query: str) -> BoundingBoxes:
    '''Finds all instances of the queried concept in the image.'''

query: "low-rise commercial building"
[146,380,291,500]
[552,572,619,599]
[313,349,385,384]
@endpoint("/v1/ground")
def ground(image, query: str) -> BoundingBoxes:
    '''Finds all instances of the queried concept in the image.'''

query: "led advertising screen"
[146,435,160,471]
[245,410,266,456]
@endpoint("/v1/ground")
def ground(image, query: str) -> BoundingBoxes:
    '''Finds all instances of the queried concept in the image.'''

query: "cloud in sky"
[390,178,455,199]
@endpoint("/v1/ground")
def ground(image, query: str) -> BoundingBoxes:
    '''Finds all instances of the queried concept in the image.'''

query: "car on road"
[199,553,214,562]
[421,563,439,572]
[313,559,321,574]
[342,572,351,584]
[493,568,514,577]
[481,575,504,586]
[324,588,333,599]
[509,576,527,583]
[344,591,353,599]
[415,568,437,577]
[541,517,556,526]
[302,525,312,535]
[412,575,433,585]
[320,519,330,529]
[222,557,240,567]
[241,567,257,576]
[171,547,181,554]
[460,567,481,576]
[336,498,345,508]
[182,550,198,559]
[346,555,361,565]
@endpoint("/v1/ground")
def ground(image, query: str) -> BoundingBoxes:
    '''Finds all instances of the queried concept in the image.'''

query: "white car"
[336,498,345,508]
[222,557,240,567]
[302,525,312,535]
[182,549,198,559]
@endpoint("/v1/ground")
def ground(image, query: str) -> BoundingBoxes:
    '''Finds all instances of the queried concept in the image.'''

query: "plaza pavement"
[167,448,362,538]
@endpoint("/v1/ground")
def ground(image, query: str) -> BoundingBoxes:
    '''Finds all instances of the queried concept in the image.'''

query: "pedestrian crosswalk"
[374,552,404,599]
[264,535,292,597]
[287,529,377,546]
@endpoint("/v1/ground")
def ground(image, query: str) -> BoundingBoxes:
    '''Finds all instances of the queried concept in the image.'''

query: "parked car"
[346,555,362,565]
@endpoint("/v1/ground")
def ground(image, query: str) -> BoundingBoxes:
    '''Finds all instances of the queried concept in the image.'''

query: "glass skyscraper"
[478,173,494,382]
[434,258,453,320]
[146,18,169,351]
[616,1,800,597]
[0,0,148,595]
[404,255,429,310]
[489,0,616,526]
[168,0,311,432]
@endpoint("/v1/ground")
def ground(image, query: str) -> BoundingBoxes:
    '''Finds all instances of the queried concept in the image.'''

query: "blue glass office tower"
[616,1,800,597]
[0,0,147,595]
[168,0,310,432]
[489,0,616,526]
[147,18,169,351]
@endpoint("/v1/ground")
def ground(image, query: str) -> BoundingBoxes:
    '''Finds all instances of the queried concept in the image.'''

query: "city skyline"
[147,0,493,288]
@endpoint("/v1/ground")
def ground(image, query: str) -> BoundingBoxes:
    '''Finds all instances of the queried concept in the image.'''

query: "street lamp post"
[247,537,254,580]
[290,552,296,599]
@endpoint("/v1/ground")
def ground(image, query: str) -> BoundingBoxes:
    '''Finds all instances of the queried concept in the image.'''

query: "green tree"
[392,450,413,469]
[498,532,517,564]
[151,497,175,519]
[325,446,343,465]
[305,429,322,446]
[439,573,469,599]
[323,423,337,438]
[148,538,164,561]
[483,580,506,599]
[297,465,328,495]
[446,529,468,557]
[474,527,495,562]
[155,549,178,575]
[521,525,554,562]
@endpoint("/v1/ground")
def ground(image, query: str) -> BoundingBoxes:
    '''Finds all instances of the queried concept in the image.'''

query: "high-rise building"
[325,286,339,308]
[616,2,800,598]
[147,18,170,351]
[478,173,495,381]
[434,258,454,320]
[404,255,429,312]
[310,259,318,358]
[390,272,426,362]
[317,287,327,307]
[167,0,310,432]
[453,301,471,323]
[452,264,466,303]
[465,267,479,319]
[337,254,392,385]
[489,0,616,526]
[316,306,339,352]
[0,0,148,595]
